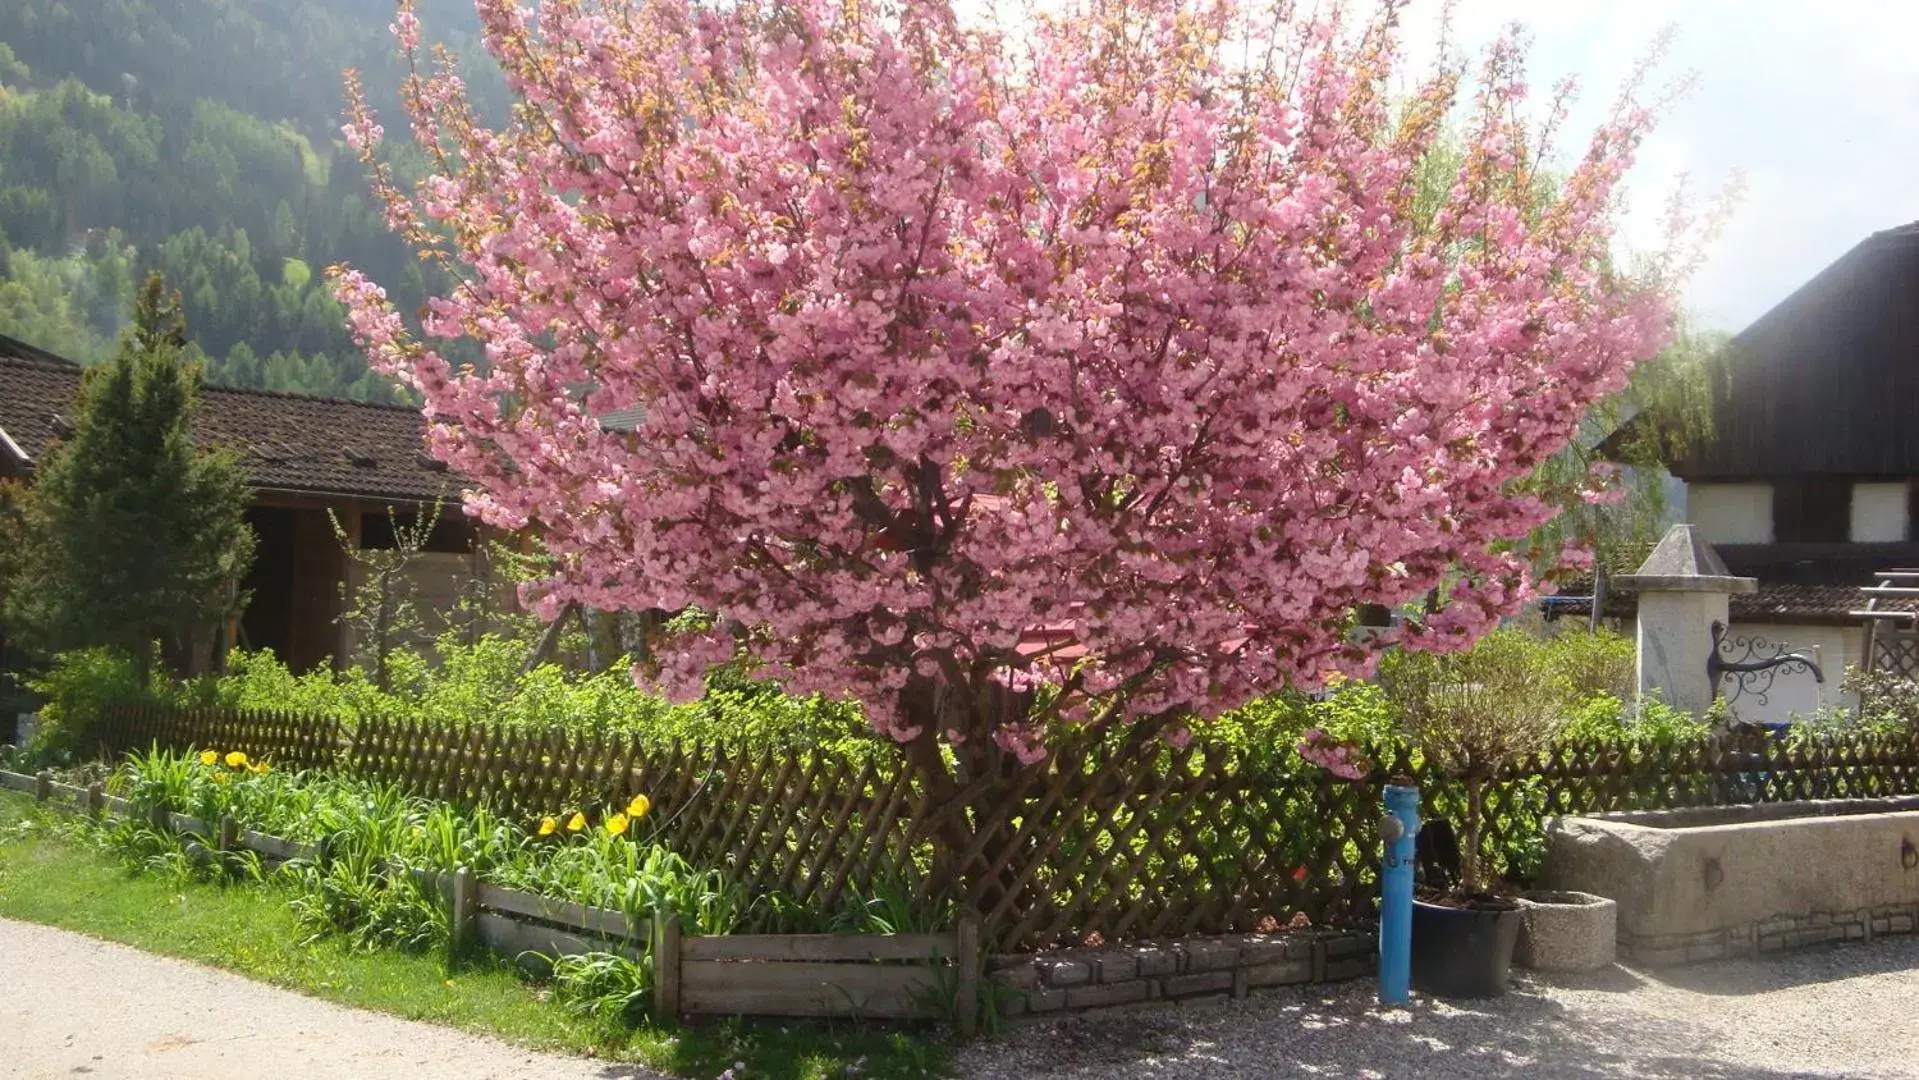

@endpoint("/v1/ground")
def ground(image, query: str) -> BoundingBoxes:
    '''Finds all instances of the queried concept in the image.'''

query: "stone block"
[1891,914,1915,934]
[1162,970,1235,998]
[1873,918,1892,935]
[1244,959,1312,988]
[1182,941,1239,973]
[1039,959,1091,988]
[989,964,1040,991]
[1324,957,1374,982]
[1784,927,1830,950]
[1325,933,1374,959]
[1065,980,1150,1010]
[1845,923,1865,940]
[1759,915,1797,935]
[1134,947,1178,978]
[1685,942,1725,963]
[1235,935,1291,965]
[1025,987,1066,1013]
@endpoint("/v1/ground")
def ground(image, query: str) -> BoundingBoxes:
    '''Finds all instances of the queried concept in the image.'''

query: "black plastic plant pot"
[1411,896,1522,998]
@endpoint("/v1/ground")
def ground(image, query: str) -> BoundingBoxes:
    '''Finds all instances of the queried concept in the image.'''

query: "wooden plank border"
[0,771,984,1034]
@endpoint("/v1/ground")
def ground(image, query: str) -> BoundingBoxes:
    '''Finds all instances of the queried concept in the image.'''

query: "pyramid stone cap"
[1613,523,1758,595]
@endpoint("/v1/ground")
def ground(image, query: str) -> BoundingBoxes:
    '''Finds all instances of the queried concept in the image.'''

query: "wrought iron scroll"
[1708,620,1825,707]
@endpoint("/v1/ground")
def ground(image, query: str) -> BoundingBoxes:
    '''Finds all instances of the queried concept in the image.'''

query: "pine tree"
[5,272,255,675]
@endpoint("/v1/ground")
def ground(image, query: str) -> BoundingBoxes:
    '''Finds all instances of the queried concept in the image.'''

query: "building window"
[1851,482,1910,543]
[1772,478,1851,543]
[1687,483,1774,545]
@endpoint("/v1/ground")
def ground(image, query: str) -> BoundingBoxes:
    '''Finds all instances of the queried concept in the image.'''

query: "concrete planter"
[1515,890,1616,972]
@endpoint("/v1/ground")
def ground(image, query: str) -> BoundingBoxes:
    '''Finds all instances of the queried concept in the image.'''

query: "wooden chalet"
[1563,223,1919,721]
[0,333,484,678]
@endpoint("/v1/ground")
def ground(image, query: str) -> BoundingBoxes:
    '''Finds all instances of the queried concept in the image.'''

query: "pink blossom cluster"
[1296,728,1371,781]
[334,0,1690,758]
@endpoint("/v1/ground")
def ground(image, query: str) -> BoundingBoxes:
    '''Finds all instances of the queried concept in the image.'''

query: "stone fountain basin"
[1541,797,1919,965]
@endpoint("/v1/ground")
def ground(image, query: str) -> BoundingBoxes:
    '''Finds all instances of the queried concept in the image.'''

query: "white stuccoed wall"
[1686,483,1774,545]
[1716,621,1864,725]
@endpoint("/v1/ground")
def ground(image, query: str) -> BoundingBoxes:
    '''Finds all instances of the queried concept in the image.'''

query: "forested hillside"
[0,0,504,400]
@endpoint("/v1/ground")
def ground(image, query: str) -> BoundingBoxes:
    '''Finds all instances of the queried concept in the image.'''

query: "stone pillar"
[1614,524,1756,717]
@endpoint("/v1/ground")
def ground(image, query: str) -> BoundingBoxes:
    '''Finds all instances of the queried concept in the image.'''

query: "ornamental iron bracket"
[1708,620,1825,707]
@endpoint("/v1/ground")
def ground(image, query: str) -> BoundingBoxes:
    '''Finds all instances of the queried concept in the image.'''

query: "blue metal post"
[1379,784,1419,1005]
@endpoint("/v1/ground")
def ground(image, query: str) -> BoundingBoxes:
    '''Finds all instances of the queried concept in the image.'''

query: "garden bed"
[0,766,983,1032]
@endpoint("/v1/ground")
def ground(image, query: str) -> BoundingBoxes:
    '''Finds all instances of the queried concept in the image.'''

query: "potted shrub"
[1381,630,1568,997]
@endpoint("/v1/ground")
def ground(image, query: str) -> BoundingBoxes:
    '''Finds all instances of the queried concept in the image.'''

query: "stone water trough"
[1542,797,1919,966]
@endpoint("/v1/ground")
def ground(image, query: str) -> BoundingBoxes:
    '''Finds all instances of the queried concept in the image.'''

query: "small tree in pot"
[1381,629,1569,996]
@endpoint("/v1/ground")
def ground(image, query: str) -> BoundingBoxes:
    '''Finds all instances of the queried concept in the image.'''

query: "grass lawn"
[0,791,949,1079]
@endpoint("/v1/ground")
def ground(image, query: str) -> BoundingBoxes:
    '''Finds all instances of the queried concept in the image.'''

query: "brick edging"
[1622,905,1919,966]
[987,928,1377,1015]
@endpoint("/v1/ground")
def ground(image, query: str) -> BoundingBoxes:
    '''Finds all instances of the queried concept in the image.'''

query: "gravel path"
[0,918,651,1080]
[956,936,1919,1079]
[11,913,1919,1080]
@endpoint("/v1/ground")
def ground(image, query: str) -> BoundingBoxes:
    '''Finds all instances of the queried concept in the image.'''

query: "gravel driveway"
[957,936,1919,1079]
[0,918,655,1080]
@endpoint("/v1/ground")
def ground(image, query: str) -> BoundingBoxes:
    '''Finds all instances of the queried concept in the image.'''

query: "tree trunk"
[374,568,392,692]
[1463,776,1486,894]
[897,675,1038,932]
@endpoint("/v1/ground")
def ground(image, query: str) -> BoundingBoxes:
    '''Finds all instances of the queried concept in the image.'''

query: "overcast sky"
[1398,0,1919,333]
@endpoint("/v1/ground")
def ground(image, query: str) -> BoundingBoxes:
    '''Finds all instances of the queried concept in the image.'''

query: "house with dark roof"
[0,336,493,677]
[1566,222,1919,722]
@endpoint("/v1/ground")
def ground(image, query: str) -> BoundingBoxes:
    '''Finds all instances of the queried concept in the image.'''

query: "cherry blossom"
[335,0,1691,782]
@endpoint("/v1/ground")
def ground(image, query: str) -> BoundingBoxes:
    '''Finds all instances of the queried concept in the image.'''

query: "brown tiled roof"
[1546,577,1919,625]
[0,349,454,504]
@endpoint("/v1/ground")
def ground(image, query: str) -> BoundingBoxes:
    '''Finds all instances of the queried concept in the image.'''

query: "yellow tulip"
[248,762,270,775]
[604,813,630,837]
[538,816,558,837]
[565,812,586,832]
[200,750,219,766]
[225,751,248,768]
[626,794,652,819]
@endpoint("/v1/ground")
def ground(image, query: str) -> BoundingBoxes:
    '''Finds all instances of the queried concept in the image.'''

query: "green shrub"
[184,637,879,755]
[23,647,157,763]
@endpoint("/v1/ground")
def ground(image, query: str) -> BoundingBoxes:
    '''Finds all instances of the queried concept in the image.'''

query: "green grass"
[0,793,949,1079]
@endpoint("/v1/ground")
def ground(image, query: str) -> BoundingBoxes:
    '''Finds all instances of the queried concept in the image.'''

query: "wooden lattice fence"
[86,702,1919,952]
[95,704,344,774]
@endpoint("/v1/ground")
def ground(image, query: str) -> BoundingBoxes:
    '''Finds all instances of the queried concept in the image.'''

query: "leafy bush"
[184,636,879,755]
[22,647,157,763]
[1842,665,1919,734]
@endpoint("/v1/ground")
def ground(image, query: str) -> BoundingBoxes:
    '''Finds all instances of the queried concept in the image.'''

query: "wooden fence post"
[450,866,477,957]
[33,770,50,802]
[218,814,239,852]
[85,782,103,817]
[654,915,682,1020]
[955,916,981,1038]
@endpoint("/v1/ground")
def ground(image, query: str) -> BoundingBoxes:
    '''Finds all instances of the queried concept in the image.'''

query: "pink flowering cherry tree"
[335,0,1689,802]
